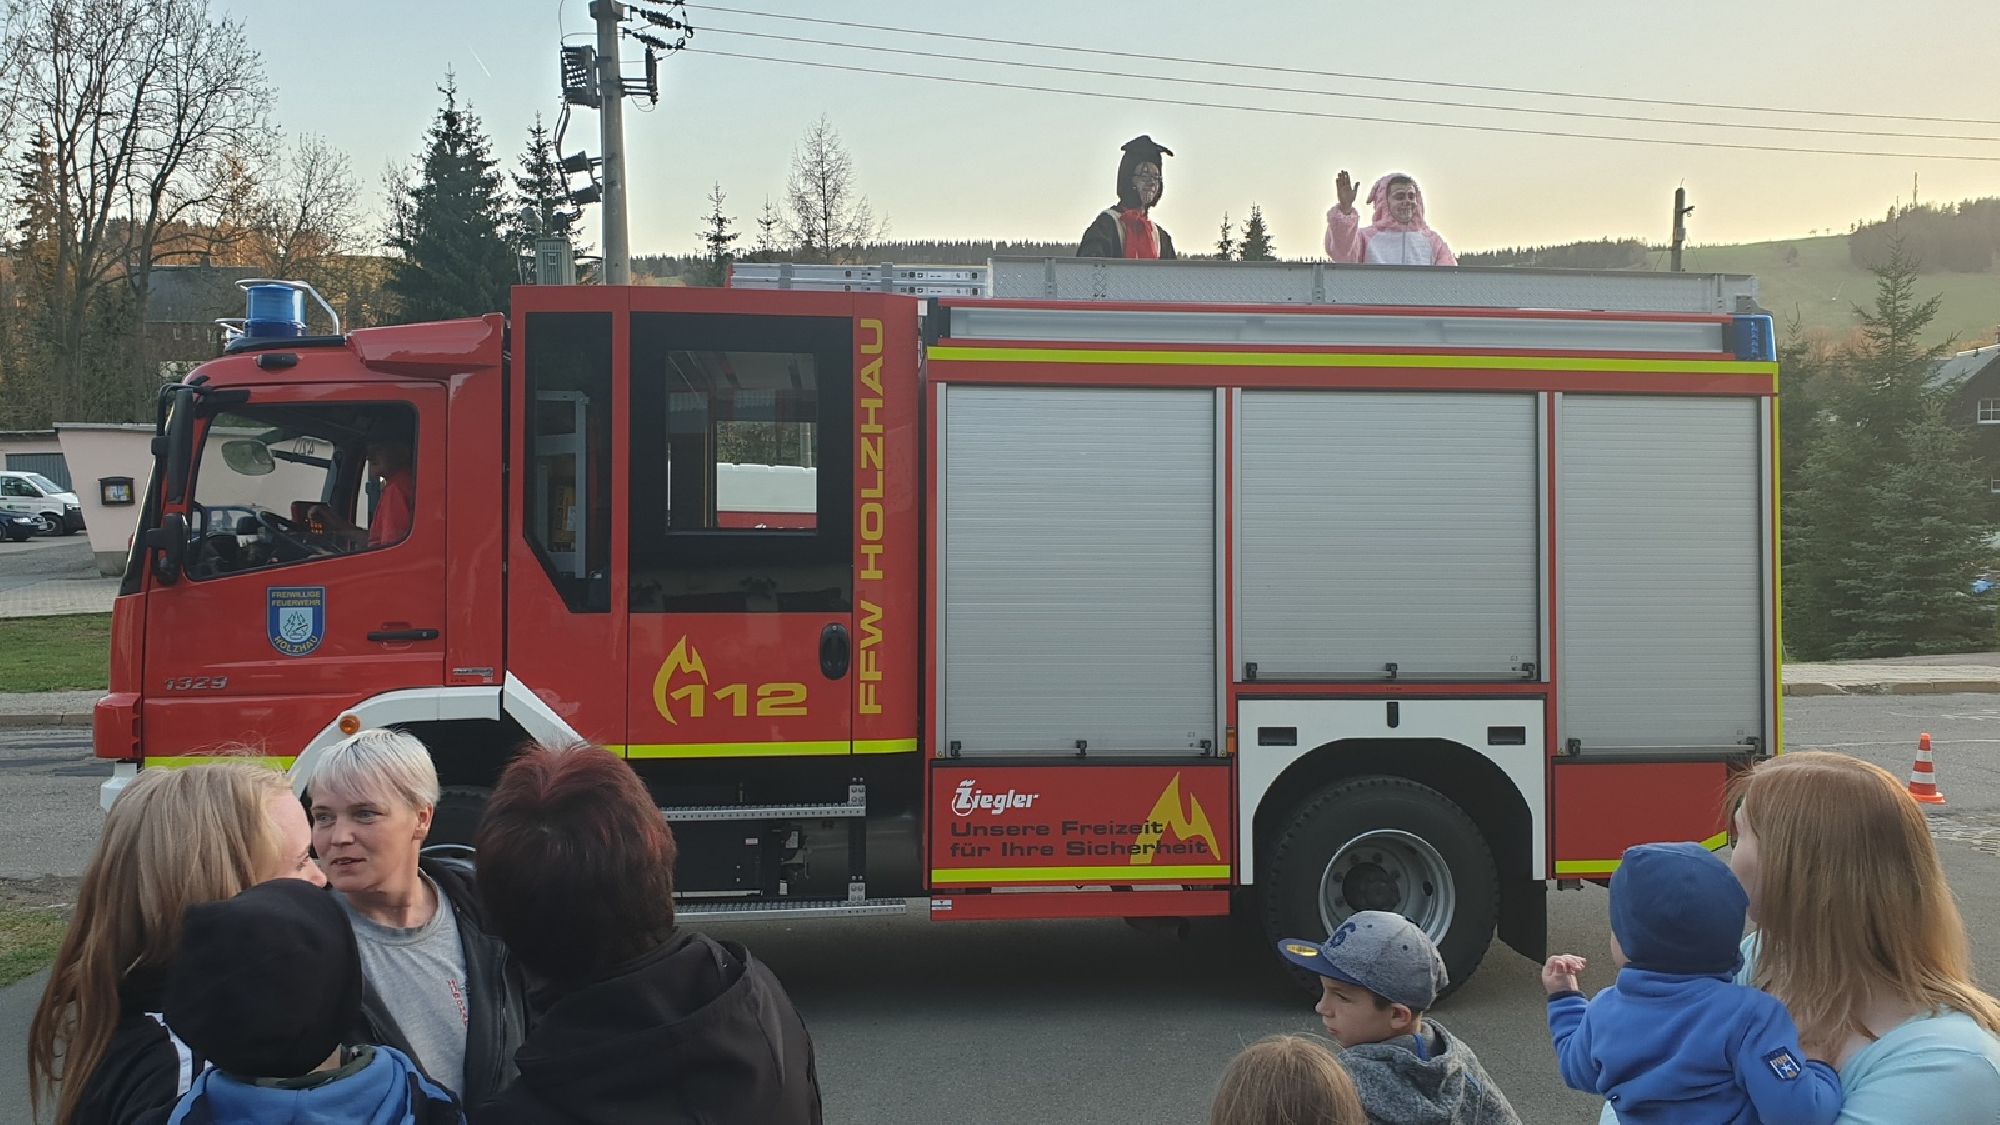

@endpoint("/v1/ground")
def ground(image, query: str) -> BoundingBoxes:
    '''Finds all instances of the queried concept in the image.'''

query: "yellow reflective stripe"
[928,345,1776,377]
[1555,832,1731,876]
[856,738,918,754]
[144,756,295,771]
[932,864,1231,884]
[617,741,851,759]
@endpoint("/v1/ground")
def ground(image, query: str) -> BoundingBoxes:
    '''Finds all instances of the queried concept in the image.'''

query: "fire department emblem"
[267,586,326,657]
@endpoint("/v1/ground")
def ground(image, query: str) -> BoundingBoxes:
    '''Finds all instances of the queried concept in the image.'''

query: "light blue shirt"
[1600,934,2000,1125]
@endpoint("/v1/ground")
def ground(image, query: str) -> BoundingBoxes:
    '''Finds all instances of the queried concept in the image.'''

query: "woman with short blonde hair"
[1210,1034,1366,1125]
[27,761,318,1124]
[297,727,527,1107]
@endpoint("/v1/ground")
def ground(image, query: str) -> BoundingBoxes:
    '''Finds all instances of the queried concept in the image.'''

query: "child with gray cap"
[1544,841,1842,1124]
[1278,910,1522,1124]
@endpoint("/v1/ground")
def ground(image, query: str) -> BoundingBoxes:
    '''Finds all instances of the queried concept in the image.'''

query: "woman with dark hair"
[471,743,821,1124]
[1077,134,1179,260]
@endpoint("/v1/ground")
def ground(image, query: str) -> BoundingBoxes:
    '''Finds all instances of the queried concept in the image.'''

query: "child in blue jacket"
[152,877,463,1125]
[1544,841,1841,1125]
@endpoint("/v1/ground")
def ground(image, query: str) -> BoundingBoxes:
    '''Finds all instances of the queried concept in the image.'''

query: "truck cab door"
[139,385,446,761]
[618,291,917,760]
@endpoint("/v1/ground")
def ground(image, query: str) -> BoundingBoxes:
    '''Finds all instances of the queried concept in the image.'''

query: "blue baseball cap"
[1278,910,1448,1011]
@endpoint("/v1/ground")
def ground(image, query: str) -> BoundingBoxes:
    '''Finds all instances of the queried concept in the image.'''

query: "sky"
[216,0,2000,260]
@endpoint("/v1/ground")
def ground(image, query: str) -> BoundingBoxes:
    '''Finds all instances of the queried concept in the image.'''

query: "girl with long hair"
[26,762,320,1124]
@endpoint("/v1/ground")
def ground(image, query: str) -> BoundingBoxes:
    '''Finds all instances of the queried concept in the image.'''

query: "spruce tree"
[1239,204,1275,261]
[513,114,582,251]
[1215,213,1235,261]
[386,76,518,321]
[698,183,739,287]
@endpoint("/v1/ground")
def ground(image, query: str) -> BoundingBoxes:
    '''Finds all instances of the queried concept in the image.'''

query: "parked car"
[0,470,84,535]
[2,512,36,542]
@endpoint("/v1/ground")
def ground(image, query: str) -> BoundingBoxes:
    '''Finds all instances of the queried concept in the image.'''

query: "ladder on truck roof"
[727,257,1762,315]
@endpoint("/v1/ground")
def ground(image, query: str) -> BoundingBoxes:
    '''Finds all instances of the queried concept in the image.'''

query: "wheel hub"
[1319,829,1456,944]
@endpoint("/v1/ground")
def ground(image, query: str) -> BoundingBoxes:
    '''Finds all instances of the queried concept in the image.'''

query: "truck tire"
[1261,775,1498,998]
[428,785,492,849]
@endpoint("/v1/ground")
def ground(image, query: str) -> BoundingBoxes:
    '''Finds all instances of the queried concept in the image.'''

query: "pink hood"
[1367,172,1430,233]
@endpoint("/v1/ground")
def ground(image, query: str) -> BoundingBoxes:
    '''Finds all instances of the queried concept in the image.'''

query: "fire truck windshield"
[182,403,417,579]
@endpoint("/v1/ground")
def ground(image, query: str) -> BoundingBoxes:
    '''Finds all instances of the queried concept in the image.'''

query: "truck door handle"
[367,628,439,643]
[819,623,851,680]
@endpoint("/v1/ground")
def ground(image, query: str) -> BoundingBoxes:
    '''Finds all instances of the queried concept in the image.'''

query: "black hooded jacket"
[346,856,531,1109]
[469,928,821,1125]
[1078,134,1177,259]
[70,967,210,1125]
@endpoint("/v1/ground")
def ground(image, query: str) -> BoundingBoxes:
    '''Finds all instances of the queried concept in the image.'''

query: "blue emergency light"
[1730,314,1777,363]
[243,284,306,339]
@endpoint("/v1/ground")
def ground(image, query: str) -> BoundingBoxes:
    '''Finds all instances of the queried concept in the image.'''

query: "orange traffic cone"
[1907,733,1947,806]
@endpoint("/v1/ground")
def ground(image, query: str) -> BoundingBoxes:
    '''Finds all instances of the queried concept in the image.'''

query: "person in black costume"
[1078,134,1178,259]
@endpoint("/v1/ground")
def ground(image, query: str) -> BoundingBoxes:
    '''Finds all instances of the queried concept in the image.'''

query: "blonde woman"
[27,762,320,1125]
[1604,751,2000,1123]
[1211,1034,1366,1125]
[298,728,528,1108]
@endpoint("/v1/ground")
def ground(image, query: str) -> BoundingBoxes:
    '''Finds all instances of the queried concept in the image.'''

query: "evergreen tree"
[513,114,582,252]
[1215,212,1235,261]
[386,76,518,321]
[1239,204,1275,261]
[752,198,784,260]
[1782,241,1986,659]
[1827,405,1992,657]
[698,183,739,287]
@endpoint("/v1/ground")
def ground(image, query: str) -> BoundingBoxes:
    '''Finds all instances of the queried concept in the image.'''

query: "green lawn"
[1683,236,2000,351]
[0,908,68,987]
[0,614,111,693]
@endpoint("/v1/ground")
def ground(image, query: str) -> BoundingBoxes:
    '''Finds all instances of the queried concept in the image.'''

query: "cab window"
[1,476,41,498]
[184,404,418,580]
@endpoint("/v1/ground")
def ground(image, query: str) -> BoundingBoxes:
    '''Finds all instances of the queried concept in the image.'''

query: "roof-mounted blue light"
[243,284,305,339]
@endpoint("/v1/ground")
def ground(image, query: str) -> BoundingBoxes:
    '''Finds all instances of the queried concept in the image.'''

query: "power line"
[690,48,2000,164]
[699,24,2000,145]
[690,3,2000,129]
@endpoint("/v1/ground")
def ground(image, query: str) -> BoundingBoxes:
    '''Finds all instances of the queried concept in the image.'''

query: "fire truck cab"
[99,259,1780,990]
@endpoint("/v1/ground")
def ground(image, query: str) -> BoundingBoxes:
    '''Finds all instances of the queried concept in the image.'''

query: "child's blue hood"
[166,1044,459,1125]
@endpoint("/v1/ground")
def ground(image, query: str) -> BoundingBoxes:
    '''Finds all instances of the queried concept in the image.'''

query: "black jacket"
[1078,206,1178,260]
[470,929,822,1125]
[347,856,531,1110]
[72,967,209,1125]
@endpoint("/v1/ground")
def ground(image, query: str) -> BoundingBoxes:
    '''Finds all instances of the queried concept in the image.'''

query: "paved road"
[0,697,1996,1123]
[0,536,94,588]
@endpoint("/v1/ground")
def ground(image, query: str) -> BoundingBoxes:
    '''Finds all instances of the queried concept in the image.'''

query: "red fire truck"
[97,258,1780,988]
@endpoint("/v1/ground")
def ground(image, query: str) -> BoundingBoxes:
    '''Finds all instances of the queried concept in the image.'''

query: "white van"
[0,470,85,536]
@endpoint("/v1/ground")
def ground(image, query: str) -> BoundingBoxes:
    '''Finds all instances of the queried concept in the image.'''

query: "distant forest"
[1848,199,2000,274]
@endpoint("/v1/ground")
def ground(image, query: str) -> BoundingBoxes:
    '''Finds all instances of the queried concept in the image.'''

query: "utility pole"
[1669,186,1694,273]
[592,0,630,285]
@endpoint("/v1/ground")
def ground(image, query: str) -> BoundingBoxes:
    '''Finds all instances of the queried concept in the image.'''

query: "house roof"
[1929,343,2000,390]
[146,265,261,325]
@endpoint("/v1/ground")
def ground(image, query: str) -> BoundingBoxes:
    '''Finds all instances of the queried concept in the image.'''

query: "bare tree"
[252,134,363,281]
[0,0,271,420]
[783,114,881,264]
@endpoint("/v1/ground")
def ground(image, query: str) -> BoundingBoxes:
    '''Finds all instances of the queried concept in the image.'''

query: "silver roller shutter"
[1559,395,1764,752]
[942,387,1215,756]
[1238,392,1540,680]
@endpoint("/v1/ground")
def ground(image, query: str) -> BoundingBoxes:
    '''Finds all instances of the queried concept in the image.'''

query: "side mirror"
[220,439,275,476]
[161,389,197,505]
[146,513,188,585]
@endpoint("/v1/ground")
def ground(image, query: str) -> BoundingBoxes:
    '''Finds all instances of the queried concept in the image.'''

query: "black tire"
[1260,775,1499,998]
[428,785,493,849]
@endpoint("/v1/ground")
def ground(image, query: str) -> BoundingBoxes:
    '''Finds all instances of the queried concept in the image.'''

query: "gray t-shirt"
[338,874,470,1097]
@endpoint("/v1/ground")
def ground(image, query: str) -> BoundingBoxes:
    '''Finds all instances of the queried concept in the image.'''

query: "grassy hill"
[1681,236,1999,350]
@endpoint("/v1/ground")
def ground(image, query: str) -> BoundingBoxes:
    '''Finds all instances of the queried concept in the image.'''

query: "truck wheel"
[1261,776,1498,997]
[427,786,492,850]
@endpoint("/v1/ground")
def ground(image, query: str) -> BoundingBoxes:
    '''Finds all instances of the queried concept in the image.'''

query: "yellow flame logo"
[1130,772,1221,865]
[651,637,709,725]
